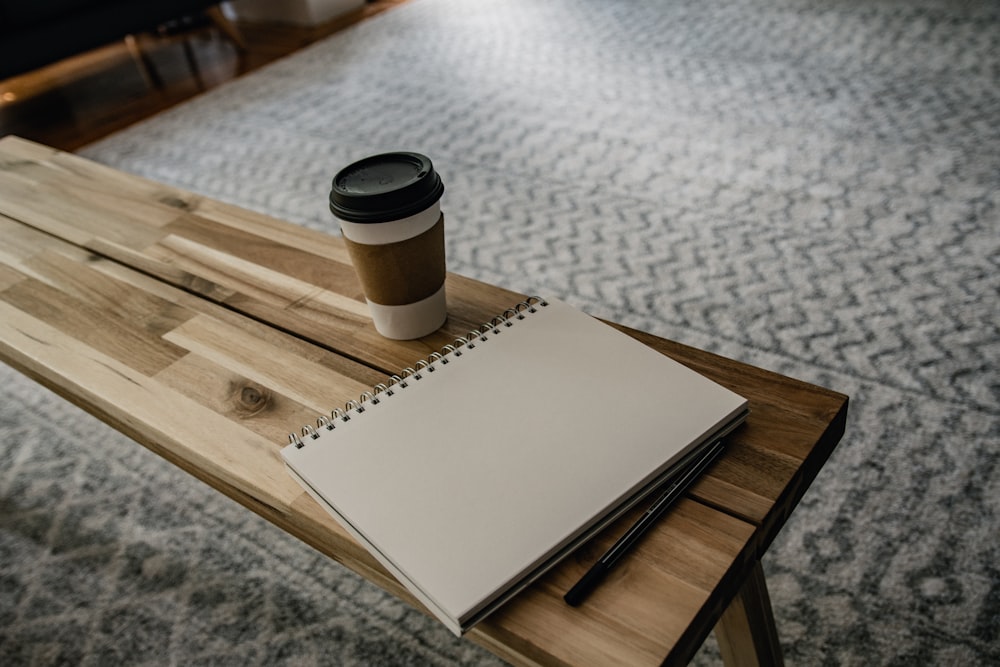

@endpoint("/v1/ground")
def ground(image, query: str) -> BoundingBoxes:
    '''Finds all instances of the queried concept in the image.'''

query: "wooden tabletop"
[0,136,847,666]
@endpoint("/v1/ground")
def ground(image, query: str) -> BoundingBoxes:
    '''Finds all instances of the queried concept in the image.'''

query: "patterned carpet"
[2,0,998,664]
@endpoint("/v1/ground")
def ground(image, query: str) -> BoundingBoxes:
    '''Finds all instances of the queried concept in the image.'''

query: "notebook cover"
[282,297,748,634]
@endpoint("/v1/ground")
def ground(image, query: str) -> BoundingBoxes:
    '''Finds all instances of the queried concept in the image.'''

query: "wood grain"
[0,135,848,551]
[716,561,785,667]
[0,180,754,667]
[0,136,850,666]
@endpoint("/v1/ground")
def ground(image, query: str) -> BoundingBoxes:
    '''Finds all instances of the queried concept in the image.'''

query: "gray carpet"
[2,0,998,664]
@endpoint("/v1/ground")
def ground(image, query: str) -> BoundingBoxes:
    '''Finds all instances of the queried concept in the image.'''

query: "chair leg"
[180,39,206,90]
[206,6,248,52]
[124,34,164,89]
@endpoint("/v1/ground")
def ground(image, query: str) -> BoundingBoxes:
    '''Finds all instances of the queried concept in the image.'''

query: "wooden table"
[0,136,847,666]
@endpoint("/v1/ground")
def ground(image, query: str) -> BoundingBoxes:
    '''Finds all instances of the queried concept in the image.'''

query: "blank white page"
[282,297,747,632]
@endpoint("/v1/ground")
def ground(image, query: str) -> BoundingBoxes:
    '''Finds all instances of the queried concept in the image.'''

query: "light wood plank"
[87,235,239,302]
[154,352,331,454]
[0,158,179,247]
[0,135,61,162]
[154,233,371,319]
[0,134,202,219]
[0,213,95,284]
[0,300,298,507]
[163,313,372,414]
[0,266,189,377]
[194,197,356,266]
[0,264,26,292]
[163,212,360,290]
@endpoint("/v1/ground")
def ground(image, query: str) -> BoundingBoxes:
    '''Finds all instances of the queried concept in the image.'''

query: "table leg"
[714,560,785,667]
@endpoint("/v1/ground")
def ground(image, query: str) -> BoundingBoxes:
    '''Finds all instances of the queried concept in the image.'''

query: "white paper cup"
[330,152,447,339]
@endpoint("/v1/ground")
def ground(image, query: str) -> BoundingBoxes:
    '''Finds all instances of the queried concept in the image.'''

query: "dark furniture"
[0,0,237,80]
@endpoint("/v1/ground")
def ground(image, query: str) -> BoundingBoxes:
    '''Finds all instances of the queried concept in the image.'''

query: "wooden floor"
[0,1,409,153]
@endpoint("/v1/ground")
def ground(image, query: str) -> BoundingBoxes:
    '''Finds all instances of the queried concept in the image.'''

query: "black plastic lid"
[329,152,444,223]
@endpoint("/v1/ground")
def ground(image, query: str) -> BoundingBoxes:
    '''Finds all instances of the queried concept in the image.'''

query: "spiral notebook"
[282,296,748,636]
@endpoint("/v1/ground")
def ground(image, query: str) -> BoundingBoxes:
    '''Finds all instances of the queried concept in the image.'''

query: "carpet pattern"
[2,0,999,664]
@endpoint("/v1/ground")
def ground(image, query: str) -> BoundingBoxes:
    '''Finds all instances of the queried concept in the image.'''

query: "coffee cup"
[330,152,447,340]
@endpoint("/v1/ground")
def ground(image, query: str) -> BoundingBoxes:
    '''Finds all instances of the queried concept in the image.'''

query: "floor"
[0,1,409,152]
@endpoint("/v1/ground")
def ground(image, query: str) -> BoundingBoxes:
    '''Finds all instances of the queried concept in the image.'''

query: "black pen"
[563,439,726,607]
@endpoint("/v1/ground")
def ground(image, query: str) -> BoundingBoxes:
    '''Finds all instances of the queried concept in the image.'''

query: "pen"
[563,439,726,607]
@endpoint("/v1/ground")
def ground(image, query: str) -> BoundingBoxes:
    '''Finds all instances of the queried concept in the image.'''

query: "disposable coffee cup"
[330,152,447,339]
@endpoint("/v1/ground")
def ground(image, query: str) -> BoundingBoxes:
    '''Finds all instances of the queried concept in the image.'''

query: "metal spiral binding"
[287,296,547,448]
